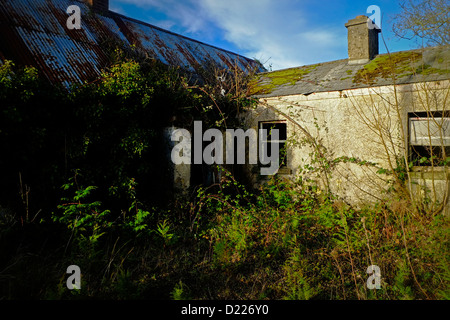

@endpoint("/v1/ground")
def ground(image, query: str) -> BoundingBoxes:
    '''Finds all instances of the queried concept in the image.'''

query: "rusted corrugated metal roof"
[0,0,265,86]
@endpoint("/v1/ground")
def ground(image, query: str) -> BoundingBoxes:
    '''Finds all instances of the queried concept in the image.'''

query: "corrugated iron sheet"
[0,0,265,86]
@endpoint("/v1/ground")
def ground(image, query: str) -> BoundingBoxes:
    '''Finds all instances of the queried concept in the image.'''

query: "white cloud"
[109,3,126,15]
[198,0,348,69]
[196,0,304,69]
[113,0,348,70]
[114,0,212,33]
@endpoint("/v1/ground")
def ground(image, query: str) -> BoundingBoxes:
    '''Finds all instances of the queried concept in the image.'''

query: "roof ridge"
[107,10,254,63]
[259,45,450,76]
[251,45,450,98]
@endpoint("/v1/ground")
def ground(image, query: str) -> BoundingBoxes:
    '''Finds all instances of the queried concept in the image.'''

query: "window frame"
[408,111,450,166]
[258,120,288,170]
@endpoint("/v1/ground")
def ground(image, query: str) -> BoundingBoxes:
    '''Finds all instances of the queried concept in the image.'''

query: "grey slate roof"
[251,45,450,98]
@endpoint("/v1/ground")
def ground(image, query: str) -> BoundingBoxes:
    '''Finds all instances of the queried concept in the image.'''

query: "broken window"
[409,112,450,166]
[259,121,288,169]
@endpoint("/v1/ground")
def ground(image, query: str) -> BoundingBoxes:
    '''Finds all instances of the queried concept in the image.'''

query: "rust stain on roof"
[0,0,265,86]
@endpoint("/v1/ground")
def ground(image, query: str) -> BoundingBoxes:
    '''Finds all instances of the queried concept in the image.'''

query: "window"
[259,121,288,169]
[409,112,450,166]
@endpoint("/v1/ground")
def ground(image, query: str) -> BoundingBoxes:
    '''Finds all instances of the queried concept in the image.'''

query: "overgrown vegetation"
[392,0,450,46]
[0,50,448,300]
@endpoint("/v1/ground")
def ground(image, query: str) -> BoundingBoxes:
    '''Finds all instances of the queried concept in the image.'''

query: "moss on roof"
[249,64,319,95]
[250,46,450,98]
[353,51,450,85]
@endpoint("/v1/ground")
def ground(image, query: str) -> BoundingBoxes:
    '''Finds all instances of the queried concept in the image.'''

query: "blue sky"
[109,0,418,70]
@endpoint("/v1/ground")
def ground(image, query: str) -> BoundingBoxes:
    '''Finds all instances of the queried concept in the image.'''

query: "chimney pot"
[85,0,109,12]
[345,15,380,64]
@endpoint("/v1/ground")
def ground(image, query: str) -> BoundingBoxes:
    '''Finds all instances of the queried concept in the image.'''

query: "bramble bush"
[0,55,448,300]
[192,167,449,299]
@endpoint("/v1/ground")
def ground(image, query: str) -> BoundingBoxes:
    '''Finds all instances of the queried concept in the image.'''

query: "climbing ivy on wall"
[0,50,258,221]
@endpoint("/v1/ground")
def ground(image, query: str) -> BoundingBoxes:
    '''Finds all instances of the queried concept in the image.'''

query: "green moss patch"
[249,64,319,95]
[353,51,450,85]
[353,51,422,84]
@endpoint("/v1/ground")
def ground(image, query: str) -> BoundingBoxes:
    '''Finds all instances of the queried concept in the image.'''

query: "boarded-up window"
[410,117,450,146]
[409,113,450,165]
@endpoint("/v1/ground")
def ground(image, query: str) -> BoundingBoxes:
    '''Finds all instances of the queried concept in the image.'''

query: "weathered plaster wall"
[249,80,450,214]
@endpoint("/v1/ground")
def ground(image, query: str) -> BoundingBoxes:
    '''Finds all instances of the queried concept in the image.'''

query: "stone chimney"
[85,0,109,12]
[345,15,380,64]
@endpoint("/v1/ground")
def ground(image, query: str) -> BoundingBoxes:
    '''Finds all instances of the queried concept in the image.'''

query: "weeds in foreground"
[0,57,448,300]
[3,168,447,300]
